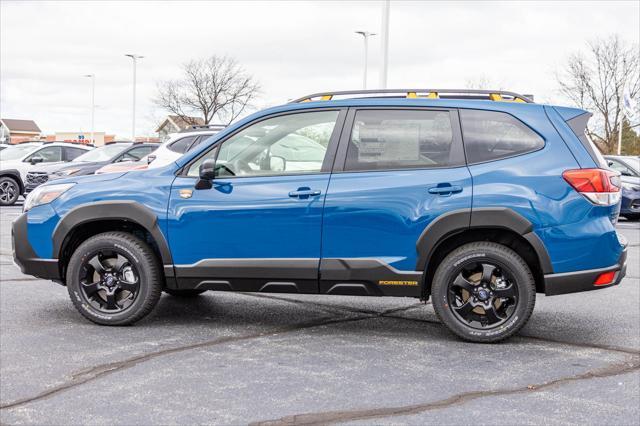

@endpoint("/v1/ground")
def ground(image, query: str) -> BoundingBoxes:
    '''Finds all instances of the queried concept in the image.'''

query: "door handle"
[289,188,322,198]
[428,185,463,195]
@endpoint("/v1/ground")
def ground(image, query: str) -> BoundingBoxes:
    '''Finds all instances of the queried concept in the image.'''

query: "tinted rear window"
[460,109,544,164]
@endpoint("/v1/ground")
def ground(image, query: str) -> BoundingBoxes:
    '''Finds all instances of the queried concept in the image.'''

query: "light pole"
[379,0,390,89]
[355,31,376,89]
[84,74,95,145]
[125,54,144,141]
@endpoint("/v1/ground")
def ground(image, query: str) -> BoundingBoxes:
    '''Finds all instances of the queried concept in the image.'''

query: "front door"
[167,109,345,293]
[320,108,472,297]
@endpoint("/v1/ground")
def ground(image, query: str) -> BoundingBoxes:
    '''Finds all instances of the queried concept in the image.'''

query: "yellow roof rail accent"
[290,90,534,104]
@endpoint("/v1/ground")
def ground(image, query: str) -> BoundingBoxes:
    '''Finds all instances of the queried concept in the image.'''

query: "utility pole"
[84,74,95,144]
[379,0,390,89]
[125,54,144,141]
[355,31,376,89]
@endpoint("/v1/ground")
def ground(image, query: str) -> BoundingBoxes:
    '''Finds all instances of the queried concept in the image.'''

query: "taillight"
[562,168,621,206]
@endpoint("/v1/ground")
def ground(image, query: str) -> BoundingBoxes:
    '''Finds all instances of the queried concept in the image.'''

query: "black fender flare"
[52,200,173,265]
[415,207,553,274]
[0,169,24,192]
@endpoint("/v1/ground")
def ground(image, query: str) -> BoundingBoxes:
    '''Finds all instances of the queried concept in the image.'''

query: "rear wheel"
[431,242,536,343]
[66,232,162,325]
[0,176,20,206]
[164,289,206,298]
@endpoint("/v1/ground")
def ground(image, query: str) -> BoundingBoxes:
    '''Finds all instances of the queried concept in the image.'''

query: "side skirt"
[170,258,423,297]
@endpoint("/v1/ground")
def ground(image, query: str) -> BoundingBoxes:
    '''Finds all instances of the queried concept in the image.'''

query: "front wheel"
[66,232,162,325]
[431,242,536,343]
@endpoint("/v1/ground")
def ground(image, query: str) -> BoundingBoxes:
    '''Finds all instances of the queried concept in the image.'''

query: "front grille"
[26,172,49,186]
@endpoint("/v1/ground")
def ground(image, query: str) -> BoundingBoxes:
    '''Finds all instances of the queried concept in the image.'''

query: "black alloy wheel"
[431,242,536,343]
[67,232,162,325]
[448,262,518,329]
[78,250,141,313]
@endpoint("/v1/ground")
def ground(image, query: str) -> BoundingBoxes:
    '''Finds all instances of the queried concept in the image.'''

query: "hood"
[621,175,640,185]
[51,170,128,186]
[0,159,22,170]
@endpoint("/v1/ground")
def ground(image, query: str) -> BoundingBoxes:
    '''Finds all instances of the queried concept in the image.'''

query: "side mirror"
[30,156,43,164]
[195,159,216,190]
[608,160,614,167]
[270,155,286,172]
[147,155,156,164]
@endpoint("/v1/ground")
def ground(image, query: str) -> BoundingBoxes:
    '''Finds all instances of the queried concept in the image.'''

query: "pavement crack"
[251,356,640,426]
[240,294,640,356]
[0,299,415,411]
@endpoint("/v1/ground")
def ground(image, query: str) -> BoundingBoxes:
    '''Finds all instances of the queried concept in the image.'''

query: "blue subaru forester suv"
[12,89,628,342]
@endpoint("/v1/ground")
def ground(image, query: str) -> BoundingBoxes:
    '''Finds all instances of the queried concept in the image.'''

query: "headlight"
[56,168,81,176]
[621,181,640,191]
[23,183,75,212]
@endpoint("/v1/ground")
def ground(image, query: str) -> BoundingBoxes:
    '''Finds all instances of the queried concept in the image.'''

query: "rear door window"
[344,109,462,171]
[168,136,196,153]
[460,109,544,164]
[65,147,88,161]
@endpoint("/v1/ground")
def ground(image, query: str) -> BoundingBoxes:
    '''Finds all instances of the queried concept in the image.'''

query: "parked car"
[95,158,150,174]
[25,142,158,193]
[605,155,640,220]
[13,89,627,343]
[0,143,11,151]
[0,141,92,206]
[146,124,225,169]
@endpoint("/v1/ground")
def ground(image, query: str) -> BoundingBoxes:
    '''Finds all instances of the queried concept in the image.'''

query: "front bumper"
[543,239,627,296]
[12,212,62,282]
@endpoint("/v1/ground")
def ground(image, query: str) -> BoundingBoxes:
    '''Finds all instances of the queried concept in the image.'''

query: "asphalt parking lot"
[0,202,638,425]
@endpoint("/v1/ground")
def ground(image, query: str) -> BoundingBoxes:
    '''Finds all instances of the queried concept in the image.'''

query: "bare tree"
[557,36,639,153]
[156,56,260,126]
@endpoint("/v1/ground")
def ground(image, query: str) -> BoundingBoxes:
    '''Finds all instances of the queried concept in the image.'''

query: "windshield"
[72,144,131,162]
[0,144,40,161]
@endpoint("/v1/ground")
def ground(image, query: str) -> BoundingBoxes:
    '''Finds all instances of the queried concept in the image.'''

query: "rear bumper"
[12,212,62,282]
[543,242,627,296]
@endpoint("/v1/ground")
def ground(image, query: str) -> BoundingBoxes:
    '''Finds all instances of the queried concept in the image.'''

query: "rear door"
[320,108,472,296]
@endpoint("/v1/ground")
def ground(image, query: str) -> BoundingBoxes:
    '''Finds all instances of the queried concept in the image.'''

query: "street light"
[379,0,390,89]
[355,31,376,89]
[125,54,144,141]
[84,74,95,145]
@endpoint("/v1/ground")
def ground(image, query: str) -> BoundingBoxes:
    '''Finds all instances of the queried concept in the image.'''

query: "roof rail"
[291,89,534,104]
[180,124,226,133]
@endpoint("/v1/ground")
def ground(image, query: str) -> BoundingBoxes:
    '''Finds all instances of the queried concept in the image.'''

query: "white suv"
[147,125,225,169]
[0,142,92,206]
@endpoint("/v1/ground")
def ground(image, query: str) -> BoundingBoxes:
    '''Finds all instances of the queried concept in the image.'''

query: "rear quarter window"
[460,109,544,164]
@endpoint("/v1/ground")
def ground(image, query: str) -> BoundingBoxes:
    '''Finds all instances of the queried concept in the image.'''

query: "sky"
[1,0,639,139]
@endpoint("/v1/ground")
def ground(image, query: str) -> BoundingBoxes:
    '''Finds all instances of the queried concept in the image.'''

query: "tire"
[431,242,536,343]
[66,231,162,325]
[164,289,206,298]
[0,176,20,206]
